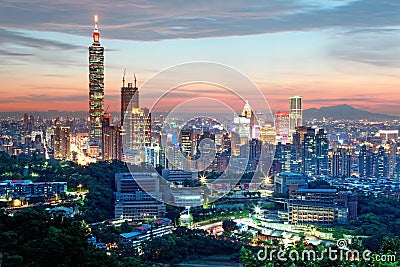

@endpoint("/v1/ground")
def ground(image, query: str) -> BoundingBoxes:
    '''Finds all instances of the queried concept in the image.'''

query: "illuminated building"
[375,146,389,178]
[144,143,161,167]
[378,129,398,142]
[315,128,329,176]
[301,128,329,176]
[259,124,276,144]
[330,148,352,178]
[289,189,357,225]
[274,143,298,173]
[274,172,308,194]
[89,15,105,145]
[131,107,151,150]
[234,115,251,146]
[121,72,151,159]
[53,119,70,160]
[274,111,290,144]
[358,144,373,178]
[221,132,231,152]
[121,73,139,125]
[180,129,193,156]
[289,96,302,139]
[293,126,309,168]
[102,113,122,161]
[114,172,165,221]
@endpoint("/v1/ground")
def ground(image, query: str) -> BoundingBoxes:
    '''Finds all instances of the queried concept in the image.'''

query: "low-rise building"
[0,179,67,199]
[274,172,308,194]
[119,218,172,250]
[288,188,357,225]
[114,172,166,221]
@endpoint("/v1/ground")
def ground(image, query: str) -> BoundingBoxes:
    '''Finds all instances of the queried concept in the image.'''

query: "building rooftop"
[120,231,141,239]
[293,189,337,193]
[278,172,307,177]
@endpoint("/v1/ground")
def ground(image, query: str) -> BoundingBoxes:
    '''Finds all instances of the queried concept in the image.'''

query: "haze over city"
[1,0,400,114]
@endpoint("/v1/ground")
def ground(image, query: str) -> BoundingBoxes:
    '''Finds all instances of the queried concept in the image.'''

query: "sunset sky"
[0,0,400,115]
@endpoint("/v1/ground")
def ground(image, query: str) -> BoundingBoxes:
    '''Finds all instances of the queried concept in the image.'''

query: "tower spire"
[134,73,137,88]
[94,14,98,31]
[93,14,100,43]
[123,68,126,87]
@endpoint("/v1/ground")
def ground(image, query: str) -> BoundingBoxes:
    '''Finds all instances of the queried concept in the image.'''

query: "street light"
[199,174,207,184]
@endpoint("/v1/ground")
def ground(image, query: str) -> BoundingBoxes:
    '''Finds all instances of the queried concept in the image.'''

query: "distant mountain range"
[0,104,398,121]
[303,104,399,121]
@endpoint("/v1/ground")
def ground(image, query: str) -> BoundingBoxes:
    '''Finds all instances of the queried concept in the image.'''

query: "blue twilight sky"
[0,0,399,115]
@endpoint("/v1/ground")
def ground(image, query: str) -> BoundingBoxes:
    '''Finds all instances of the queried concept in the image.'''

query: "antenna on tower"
[134,73,137,88]
[105,104,110,114]
[122,68,126,87]
[94,14,98,30]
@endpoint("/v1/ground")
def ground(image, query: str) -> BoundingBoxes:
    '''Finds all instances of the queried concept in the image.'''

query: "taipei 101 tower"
[88,15,105,147]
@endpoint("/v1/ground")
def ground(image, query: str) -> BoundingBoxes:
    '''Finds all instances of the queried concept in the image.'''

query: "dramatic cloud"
[329,27,400,67]
[1,0,399,41]
[0,28,82,50]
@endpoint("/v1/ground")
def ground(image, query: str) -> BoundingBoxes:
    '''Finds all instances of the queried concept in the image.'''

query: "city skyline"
[1,1,400,115]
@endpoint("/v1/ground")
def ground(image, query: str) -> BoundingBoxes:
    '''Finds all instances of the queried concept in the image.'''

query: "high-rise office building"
[259,124,276,144]
[274,142,299,173]
[89,15,105,145]
[358,144,374,178]
[234,115,251,147]
[330,148,352,178]
[102,113,122,161]
[315,129,329,176]
[293,126,310,171]
[23,113,29,126]
[289,96,302,138]
[180,130,193,157]
[375,146,389,178]
[302,128,329,176]
[53,119,70,160]
[131,107,151,150]
[274,111,290,144]
[303,128,316,175]
[121,74,139,125]
[331,151,341,178]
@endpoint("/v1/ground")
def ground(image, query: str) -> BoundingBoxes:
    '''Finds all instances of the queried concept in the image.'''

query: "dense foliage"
[0,209,151,267]
[140,227,243,264]
[0,152,128,223]
[350,195,400,251]
[240,236,400,267]
[222,219,237,232]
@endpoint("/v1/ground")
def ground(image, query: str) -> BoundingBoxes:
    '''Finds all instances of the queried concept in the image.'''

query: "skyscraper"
[180,129,193,156]
[302,128,329,176]
[315,128,329,176]
[289,96,302,138]
[375,146,389,178]
[121,73,139,125]
[274,111,290,144]
[303,128,316,175]
[53,118,70,161]
[89,15,105,145]
[102,113,122,161]
[358,144,373,178]
[130,107,151,150]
